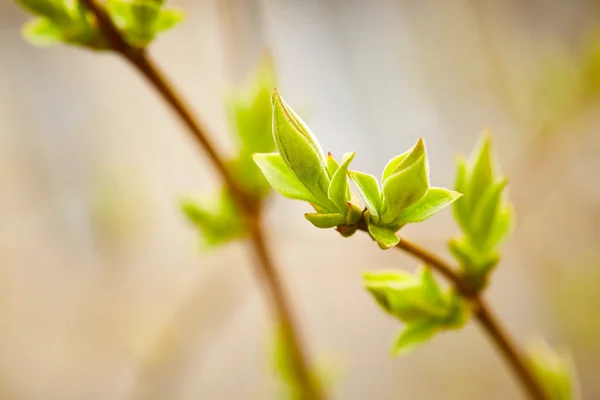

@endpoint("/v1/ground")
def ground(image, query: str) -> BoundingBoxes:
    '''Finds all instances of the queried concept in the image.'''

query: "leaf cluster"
[253,90,461,249]
[449,133,513,290]
[17,0,183,49]
[364,267,469,355]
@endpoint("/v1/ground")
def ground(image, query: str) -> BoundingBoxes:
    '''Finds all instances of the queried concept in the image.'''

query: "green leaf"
[487,204,514,248]
[271,90,333,209]
[348,170,382,218]
[16,0,73,24]
[466,133,494,211]
[527,340,579,400]
[326,153,340,180]
[252,153,317,203]
[181,190,245,247]
[453,155,470,230]
[393,187,462,224]
[304,213,346,229]
[393,319,440,356]
[154,8,184,32]
[381,153,429,224]
[382,151,409,183]
[328,152,355,213]
[368,223,399,249]
[418,267,445,309]
[382,139,427,183]
[22,17,63,46]
[469,179,508,251]
[448,238,499,277]
[364,270,447,322]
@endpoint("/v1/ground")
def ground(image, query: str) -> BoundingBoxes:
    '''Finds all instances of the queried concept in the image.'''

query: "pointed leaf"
[393,187,462,224]
[154,8,185,32]
[22,17,63,46]
[252,153,317,204]
[328,152,355,212]
[383,139,427,183]
[487,204,514,248]
[349,170,382,218]
[393,319,441,356]
[466,133,495,210]
[272,90,332,208]
[368,223,399,249]
[527,340,579,400]
[418,267,445,308]
[470,179,508,251]
[304,213,346,229]
[326,153,339,180]
[453,155,471,230]
[16,0,73,24]
[382,150,409,183]
[381,154,429,224]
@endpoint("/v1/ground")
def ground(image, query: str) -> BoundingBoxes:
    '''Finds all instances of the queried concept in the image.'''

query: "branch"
[395,237,548,400]
[80,1,324,398]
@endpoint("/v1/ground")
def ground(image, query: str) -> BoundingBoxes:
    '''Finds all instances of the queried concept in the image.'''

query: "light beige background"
[0,0,599,398]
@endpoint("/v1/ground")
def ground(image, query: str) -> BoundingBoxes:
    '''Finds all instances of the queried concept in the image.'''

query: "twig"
[394,237,548,400]
[80,1,323,398]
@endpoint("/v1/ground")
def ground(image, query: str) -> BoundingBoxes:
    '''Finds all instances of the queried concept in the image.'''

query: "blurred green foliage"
[182,57,277,248]
[17,0,184,49]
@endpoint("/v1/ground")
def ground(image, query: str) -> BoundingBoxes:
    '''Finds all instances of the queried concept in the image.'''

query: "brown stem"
[81,1,323,398]
[394,237,548,400]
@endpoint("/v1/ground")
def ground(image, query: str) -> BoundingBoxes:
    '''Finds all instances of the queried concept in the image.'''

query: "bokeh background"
[1,0,599,398]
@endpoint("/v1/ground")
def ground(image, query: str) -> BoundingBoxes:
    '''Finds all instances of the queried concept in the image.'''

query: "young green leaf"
[153,8,185,32]
[393,187,462,224]
[453,155,470,231]
[304,213,347,229]
[180,190,245,247]
[381,153,429,224]
[22,18,63,46]
[392,318,441,356]
[348,170,382,218]
[326,153,340,180]
[16,0,72,24]
[271,90,333,209]
[382,139,427,183]
[382,150,410,183]
[252,153,318,204]
[328,152,355,213]
[368,223,399,249]
[469,179,508,251]
[465,133,494,211]
[527,340,579,400]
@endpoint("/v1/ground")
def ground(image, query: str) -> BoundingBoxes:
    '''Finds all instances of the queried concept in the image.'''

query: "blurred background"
[1,0,599,398]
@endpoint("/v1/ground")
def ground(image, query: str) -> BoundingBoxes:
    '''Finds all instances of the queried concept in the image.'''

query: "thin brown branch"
[394,237,548,400]
[80,0,324,398]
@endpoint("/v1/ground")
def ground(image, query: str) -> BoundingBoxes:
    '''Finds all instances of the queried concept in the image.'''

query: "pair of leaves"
[364,267,469,355]
[182,59,277,248]
[350,139,460,249]
[254,90,361,231]
[253,90,460,246]
[17,0,184,49]
[527,340,580,400]
[450,133,513,283]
